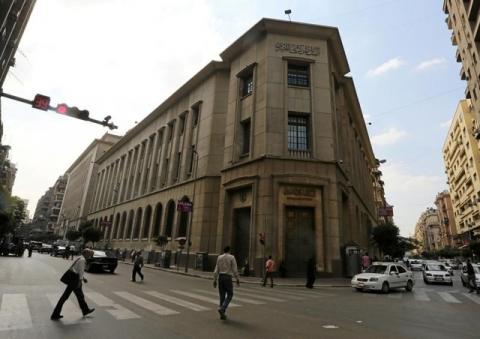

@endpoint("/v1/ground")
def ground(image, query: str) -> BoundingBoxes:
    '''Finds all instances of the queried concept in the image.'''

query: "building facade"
[88,19,381,277]
[414,208,442,252]
[33,175,67,232]
[0,144,16,193]
[443,0,480,136]
[434,191,458,248]
[443,99,480,245]
[55,133,121,237]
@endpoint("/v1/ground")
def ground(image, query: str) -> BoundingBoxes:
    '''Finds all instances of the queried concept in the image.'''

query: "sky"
[2,0,462,236]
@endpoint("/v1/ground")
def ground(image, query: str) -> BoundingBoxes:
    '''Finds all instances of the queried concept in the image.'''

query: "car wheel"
[423,278,429,285]
[109,268,116,274]
[405,280,413,292]
[462,280,466,287]
[381,282,389,294]
[355,288,362,292]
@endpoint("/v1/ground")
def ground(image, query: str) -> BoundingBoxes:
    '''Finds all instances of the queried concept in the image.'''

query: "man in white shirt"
[51,249,95,320]
[213,246,240,320]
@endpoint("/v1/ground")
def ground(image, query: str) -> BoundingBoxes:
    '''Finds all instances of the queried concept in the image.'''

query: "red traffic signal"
[32,94,51,111]
[55,103,89,120]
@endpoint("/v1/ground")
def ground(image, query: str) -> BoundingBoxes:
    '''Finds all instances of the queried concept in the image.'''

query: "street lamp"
[185,147,198,273]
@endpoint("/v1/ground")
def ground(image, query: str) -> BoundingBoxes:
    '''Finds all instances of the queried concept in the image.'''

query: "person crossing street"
[213,246,240,320]
[131,249,144,282]
[262,255,275,288]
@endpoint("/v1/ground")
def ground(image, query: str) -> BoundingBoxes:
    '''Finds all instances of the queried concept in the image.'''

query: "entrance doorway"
[232,208,251,269]
[285,207,315,277]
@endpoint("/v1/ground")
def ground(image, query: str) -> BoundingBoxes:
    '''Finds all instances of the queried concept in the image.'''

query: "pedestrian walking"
[130,248,137,263]
[306,257,316,289]
[27,243,32,257]
[51,249,95,320]
[262,255,275,288]
[64,245,70,260]
[361,252,370,271]
[213,246,240,320]
[131,249,144,282]
[466,259,478,294]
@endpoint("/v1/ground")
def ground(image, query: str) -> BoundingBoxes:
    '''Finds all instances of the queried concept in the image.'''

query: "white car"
[443,262,454,276]
[351,262,415,293]
[422,263,453,285]
[410,260,423,271]
[460,264,480,288]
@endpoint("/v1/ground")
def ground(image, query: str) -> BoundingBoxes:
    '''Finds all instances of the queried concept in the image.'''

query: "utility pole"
[184,147,198,273]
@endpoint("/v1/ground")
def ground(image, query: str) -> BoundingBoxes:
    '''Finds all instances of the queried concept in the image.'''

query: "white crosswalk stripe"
[462,293,480,304]
[144,291,210,311]
[239,287,305,300]
[193,289,265,305]
[438,292,461,303]
[171,290,241,307]
[234,289,286,302]
[85,292,140,320]
[413,289,430,301]
[0,294,32,331]
[114,291,179,316]
[46,293,91,325]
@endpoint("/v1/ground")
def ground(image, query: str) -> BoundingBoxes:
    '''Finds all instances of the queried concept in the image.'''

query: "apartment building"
[443,99,480,245]
[32,175,67,232]
[414,208,442,252]
[434,191,458,248]
[87,19,380,277]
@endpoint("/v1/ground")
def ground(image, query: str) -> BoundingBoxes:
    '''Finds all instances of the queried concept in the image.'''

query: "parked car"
[410,259,423,271]
[51,246,66,257]
[423,263,453,285]
[351,262,414,293]
[443,262,454,276]
[85,250,118,273]
[460,263,480,288]
[38,244,53,254]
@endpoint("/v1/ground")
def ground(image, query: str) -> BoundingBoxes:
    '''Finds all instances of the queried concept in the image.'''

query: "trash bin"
[161,250,171,268]
[195,252,208,271]
[344,243,361,277]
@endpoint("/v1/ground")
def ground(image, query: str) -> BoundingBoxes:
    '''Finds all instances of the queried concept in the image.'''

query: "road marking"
[234,290,286,302]
[241,287,305,300]
[413,289,430,301]
[114,292,178,316]
[85,292,140,320]
[387,293,402,299]
[438,292,461,303]
[462,293,480,304]
[193,289,265,305]
[171,290,241,307]
[323,325,339,329]
[46,293,91,325]
[0,294,32,331]
[144,291,210,311]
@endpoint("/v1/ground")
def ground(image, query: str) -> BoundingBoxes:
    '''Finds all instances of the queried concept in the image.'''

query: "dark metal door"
[232,208,251,268]
[285,207,315,277]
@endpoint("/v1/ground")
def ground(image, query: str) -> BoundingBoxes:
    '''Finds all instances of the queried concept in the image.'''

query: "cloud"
[381,163,444,236]
[371,128,407,146]
[440,119,452,128]
[367,57,405,77]
[415,58,446,71]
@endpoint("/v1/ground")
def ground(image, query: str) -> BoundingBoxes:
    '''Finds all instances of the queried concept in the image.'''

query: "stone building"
[54,133,121,238]
[443,0,480,135]
[414,208,442,252]
[88,19,380,277]
[434,191,458,248]
[443,99,480,245]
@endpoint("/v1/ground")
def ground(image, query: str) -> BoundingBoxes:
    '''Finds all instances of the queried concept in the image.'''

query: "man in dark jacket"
[131,250,144,282]
[466,259,478,294]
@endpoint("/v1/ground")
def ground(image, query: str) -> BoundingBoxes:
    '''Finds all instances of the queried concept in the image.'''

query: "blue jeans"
[218,274,233,312]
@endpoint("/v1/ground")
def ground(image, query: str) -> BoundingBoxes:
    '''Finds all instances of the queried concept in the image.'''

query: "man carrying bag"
[51,249,95,320]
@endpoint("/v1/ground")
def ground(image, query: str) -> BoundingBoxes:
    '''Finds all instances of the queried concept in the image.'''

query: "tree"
[65,230,82,242]
[0,195,27,238]
[156,235,169,250]
[371,223,400,257]
[82,227,102,247]
[469,241,480,258]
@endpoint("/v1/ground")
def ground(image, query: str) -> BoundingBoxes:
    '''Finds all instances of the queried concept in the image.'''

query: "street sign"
[177,201,193,212]
[32,94,50,111]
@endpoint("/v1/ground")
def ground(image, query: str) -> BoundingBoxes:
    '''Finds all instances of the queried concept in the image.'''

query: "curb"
[120,261,351,288]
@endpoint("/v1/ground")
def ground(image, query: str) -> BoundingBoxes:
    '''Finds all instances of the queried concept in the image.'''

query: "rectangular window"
[174,152,181,181]
[241,73,253,97]
[241,119,251,155]
[288,114,309,151]
[288,63,309,87]
[188,146,195,175]
[179,116,185,135]
[192,106,199,128]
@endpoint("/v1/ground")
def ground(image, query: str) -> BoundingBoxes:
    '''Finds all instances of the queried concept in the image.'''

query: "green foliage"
[82,226,102,247]
[156,235,169,249]
[78,220,94,233]
[65,230,82,242]
[469,241,480,257]
[371,223,400,257]
[0,194,27,237]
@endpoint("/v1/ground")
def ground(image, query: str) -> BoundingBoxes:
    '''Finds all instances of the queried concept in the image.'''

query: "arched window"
[164,200,176,237]
[111,213,120,239]
[143,205,152,239]
[133,207,143,239]
[126,210,134,239]
[177,196,190,237]
[118,212,127,239]
[152,203,163,238]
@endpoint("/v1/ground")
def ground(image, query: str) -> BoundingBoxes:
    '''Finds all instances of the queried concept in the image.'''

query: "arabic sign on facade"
[275,42,320,56]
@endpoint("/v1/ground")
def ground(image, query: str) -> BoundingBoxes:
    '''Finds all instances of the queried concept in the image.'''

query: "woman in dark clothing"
[306,257,316,289]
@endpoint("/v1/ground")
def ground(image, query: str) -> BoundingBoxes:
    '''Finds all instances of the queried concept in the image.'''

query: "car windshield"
[365,265,387,274]
[426,264,445,271]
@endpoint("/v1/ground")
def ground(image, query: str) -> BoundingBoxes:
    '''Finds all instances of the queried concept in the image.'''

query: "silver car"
[423,263,453,286]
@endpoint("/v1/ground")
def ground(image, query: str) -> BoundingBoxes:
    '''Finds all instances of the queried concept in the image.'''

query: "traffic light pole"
[0,91,118,130]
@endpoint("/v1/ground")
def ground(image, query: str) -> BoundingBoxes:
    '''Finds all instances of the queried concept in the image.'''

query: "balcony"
[457,48,462,62]
[466,85,472,99]
[288,150,311,158]
[452,32,458,46]
[461,66,467,80]
[467,0,480,21]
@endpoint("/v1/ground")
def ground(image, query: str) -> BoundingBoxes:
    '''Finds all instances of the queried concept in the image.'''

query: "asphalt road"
[1,253,479,339]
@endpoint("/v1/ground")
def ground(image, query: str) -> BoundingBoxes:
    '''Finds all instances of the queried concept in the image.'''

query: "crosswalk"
[2,285,480,332]
[0,285,325,331]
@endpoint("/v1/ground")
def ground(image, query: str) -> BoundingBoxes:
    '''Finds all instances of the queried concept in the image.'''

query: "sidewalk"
[120,261,351,288]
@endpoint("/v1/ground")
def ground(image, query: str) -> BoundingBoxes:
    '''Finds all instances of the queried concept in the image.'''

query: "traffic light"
[55,103,89,120]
